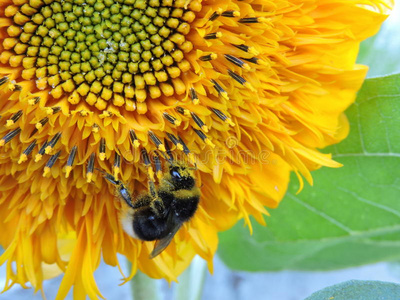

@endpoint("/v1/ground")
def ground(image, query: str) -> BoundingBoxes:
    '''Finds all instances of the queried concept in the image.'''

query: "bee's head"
[167,162,196,190]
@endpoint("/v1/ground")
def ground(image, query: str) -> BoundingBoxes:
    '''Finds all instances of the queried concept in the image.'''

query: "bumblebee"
[100,149,200,258]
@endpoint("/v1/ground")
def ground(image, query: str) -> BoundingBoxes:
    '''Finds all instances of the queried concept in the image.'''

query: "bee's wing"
[149,216,182,259]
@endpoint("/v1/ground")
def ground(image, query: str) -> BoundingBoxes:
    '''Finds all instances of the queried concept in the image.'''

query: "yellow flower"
[0,0,392,298]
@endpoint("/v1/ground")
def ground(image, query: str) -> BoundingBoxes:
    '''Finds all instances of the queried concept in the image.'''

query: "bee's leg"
[147,179,166,216]
[130,194,152,209]
[97,168,137,209]
[161,178,175,189]
[141,148,158,197]
[140,148,166,216]
[147,180,157,197]
[117,184,136,209]
[164,138,173,161]
[149,198,166,217]
[153,152,163,180]
[96,168,120,185]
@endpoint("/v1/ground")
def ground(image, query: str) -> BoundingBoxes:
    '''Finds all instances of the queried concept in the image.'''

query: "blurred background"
[2,255,400,300]
[1,3,399,300]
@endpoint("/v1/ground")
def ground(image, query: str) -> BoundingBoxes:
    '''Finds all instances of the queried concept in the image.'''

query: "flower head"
[0,0,392,298]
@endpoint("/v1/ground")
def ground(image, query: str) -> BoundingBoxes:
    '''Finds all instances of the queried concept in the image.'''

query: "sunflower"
[0,0,392,298]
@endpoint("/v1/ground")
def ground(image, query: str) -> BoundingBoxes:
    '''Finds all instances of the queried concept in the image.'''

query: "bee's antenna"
[141,148,158,198]
[177,135,197,169]
[153,152,163,179]
[96,168,136,209]
[95,167,107,175]
[157,149,174,165]
[162,138,174,163]
[95,167,121,185]
[141,148,153,174]
[95,167,106,177]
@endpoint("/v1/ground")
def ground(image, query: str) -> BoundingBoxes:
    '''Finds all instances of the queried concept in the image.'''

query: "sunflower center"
[4,0,196,110]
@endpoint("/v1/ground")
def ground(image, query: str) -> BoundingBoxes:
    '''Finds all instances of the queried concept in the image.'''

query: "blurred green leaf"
[218,73,400,271]
[358,5,400,77]
[304,280,400,300]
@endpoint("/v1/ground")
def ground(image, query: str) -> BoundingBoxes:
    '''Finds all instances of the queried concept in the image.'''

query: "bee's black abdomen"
[132,208,169,241]
[172,195,200,223]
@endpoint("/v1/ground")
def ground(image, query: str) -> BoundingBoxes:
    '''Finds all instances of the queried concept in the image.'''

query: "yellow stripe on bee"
[173,188,200,199]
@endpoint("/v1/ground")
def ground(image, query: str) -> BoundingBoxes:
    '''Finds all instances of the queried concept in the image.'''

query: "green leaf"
[305,280,400,300]
[218,73,400,271]
[357,6,400,77]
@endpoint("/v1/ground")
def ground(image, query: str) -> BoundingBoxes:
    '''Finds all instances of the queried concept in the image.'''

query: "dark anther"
[46,151,61,168]
[23,140,37,155]
[148,131,164,150]
[210,107,228,121]
[67,145,77,167]
[227,69,246,85]
[242,57,260,64]
[239,17,260,23]
[192,127,207,141]
[209,11,220,21]
[224,54,247,68]
[0,128,21,145]
[204,32,221,39]
[114,152,121,168]
[163,112,179,125]
[87,153,95,174]
[211,79,227,95]
[141,148,151,166]
[0,77,9,86]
